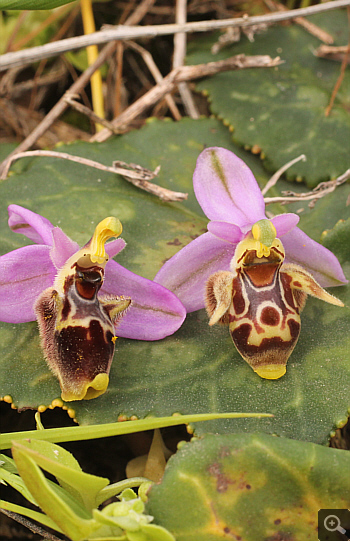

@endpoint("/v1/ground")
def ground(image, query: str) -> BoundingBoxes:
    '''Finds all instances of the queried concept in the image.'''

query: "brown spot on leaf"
[265,533,293,541]
[207,462,233,493]
[167,238,182,246]
[274,519,281,525]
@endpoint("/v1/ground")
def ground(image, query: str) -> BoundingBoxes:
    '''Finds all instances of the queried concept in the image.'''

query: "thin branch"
[64,95,123,133]
[173,0,200,118]
[91,53,282,143]
[1,0,349,72]
[0,41,119,177]
[126,41,182,120]
[261,154,306,195]
[0,509,64,541]
[264,169,350,206]
[315,44,350,62]
[325,7,350,117]
[264,0,334,44]
[0,150,188,202]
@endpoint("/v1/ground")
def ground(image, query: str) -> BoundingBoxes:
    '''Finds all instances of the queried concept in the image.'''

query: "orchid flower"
[155,147,347,379]
[0,205,186,401]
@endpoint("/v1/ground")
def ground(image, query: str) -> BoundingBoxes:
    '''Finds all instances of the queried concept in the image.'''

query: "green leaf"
[0,0,77,9]
[0,413,270,451]
[0,463,39,507]
[0,500,63,533]
[11,439,109,511]
[0,118,349,444]
[146,433,350,541]
[187,10,350,187]
[12,440,98,541]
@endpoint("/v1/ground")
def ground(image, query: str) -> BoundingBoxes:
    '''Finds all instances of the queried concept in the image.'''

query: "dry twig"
[64,95,123,133]
[264,0,334,44]
[0,509,64,541]
[264,169,350,207]
[262,154,306,195]
[173,0,200,118]
[0,150,188,202]
[126,41,182,120]
[91,54,282,143]
[315,45,350,63]
[1,0,349,72]
[0,41,119,177]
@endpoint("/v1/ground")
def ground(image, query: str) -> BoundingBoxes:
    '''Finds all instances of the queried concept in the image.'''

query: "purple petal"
[8,205,54,246]
[101,260,186,340]
[50,228,79,269]
[0,245,56,323]
[193,147,266,226]
[271,213,300,238]
[282,227,348,287]
[207,221,243,244]
[154,232,235,312]
[105,238,126,259]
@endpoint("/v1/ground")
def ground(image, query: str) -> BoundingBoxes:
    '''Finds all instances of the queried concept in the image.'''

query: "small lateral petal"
[50,227,79,269]
[193,147,266,226]
[101,260,186,340]
[207,221,243,244]
[105,238,126,259]
[282,227,348,287]
[8,204,55,246]
[0,245,56,323]
[271,213,300,238]
[154,232,236,312]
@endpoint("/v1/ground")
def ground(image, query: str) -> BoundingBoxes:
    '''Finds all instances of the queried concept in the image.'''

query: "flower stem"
[80,0,105,131]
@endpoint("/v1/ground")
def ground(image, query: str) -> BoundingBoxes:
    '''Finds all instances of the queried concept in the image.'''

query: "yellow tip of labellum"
[90,217,123,265]
[254,365,286,380]
[61,373,109,401]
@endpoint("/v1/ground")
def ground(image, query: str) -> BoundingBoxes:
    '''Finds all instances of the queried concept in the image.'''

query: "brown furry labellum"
[205,220,343,379]
[35,218,131,401]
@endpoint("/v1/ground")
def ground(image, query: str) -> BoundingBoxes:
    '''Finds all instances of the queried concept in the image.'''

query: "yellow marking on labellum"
[112,336,117,344]
[207,225,344,381]
[37,405,47,413]
[3,395,12,404]
[254,365,286,379]
[89,217,122,265]
[61,373,109,402]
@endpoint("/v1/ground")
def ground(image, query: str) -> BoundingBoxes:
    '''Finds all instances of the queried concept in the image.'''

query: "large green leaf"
[187,10,350,187]
[146,433,350,541]
[0,118,349,443]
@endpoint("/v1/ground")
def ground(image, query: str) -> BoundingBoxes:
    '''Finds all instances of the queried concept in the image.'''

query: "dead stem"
[0,509,64,541]
[262,154,306,196]
[0,150,188,202]
[315,45,350,62]
[325,7,350,117]
[0,41,119,178]
[264,169,350,207]
[264,0,334,44]
[173,0,200,118]
[64,95,123,133]
[91,54,282,143]
[1,0,349,71]
[126,41,182,120]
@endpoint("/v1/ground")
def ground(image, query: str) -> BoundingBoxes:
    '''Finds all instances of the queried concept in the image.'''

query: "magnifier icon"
[324,515,346,535]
